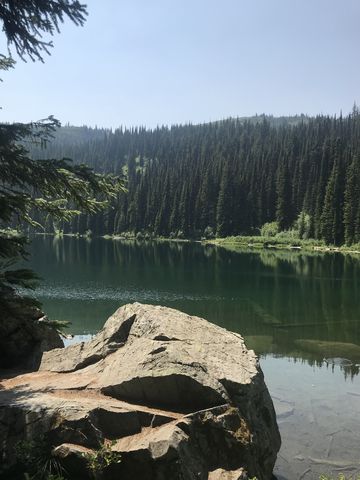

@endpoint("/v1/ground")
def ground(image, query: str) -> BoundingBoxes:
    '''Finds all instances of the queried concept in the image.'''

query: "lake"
[29,236,360,480]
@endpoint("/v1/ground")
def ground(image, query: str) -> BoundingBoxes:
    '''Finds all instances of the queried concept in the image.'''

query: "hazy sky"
[1,0,359,128]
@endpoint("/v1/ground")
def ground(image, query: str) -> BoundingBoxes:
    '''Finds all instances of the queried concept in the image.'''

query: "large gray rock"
[0,303,280,479]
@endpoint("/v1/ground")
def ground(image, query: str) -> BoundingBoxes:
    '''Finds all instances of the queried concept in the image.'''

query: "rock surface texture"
[0,303,281,479]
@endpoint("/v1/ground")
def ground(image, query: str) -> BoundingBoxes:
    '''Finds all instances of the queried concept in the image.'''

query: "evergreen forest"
[29,110,360,246]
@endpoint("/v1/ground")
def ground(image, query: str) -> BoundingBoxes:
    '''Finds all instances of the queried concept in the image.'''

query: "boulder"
[0,295,63,370]
[208,468,248,480]
[0,303,280,479]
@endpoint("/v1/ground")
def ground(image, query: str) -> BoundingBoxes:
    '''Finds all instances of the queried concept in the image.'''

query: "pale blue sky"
[1,0,359,128]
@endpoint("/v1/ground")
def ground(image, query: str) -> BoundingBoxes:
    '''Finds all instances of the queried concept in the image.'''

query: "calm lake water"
[29,236,360,480]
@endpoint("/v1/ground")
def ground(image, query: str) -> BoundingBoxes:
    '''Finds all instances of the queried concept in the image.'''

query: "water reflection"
[29,237,360,376]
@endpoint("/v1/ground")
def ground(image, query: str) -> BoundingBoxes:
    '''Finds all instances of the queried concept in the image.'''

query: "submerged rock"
[0,303,280,479]
[294,338,360,363]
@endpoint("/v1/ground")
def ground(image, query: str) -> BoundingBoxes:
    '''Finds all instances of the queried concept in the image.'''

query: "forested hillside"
[30,111,360,245]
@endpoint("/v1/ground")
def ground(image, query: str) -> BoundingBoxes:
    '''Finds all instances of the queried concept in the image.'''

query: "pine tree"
[344,154,360,245]
[216,163,232,237]
[320,161,343,245]
[0,1,87,62]
[0,2,125,318]
[0,120,125,313]
[276,160,293,230]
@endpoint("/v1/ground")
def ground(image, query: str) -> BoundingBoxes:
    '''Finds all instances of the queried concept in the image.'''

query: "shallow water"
[29,237,360,479]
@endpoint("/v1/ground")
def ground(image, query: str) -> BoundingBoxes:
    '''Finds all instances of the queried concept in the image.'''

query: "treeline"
[29,110,360,245]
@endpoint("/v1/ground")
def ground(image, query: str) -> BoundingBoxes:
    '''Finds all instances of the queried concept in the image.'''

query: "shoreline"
[206,237,360,255]
[33,232,360,255]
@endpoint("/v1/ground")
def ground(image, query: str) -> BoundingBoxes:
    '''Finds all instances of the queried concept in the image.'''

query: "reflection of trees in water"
[216,247,360,376]
[249,250,360,336]
[31,237,360,376]
[260,353,360,380]
[327,362,359,380]
[39,238,360,336]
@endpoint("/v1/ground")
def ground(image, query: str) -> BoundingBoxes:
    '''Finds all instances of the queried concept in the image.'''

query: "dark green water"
[29,237,360,479]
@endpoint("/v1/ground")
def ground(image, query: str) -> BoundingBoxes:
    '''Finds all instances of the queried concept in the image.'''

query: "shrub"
[204,226,215,239]
[260,221,279,237]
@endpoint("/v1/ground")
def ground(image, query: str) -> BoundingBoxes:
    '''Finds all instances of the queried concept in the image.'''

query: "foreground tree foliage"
[0,2,125,317]
[0,118,124,314]
[0,0,87,61]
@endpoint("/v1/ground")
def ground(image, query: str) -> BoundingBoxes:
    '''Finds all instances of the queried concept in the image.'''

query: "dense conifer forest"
[29,110,360,246]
